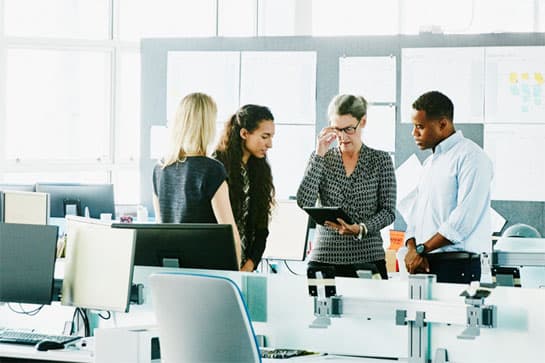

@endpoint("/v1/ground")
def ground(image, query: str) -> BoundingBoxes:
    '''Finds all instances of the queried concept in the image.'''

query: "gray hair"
[327,94,367,121]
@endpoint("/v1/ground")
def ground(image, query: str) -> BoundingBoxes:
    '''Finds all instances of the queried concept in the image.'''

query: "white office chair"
[150,273,261,363]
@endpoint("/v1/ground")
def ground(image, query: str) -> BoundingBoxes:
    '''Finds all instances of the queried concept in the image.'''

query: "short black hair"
[412,91,454,121]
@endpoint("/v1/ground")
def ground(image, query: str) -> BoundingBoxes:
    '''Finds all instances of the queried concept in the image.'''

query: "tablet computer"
[303,207,353,226]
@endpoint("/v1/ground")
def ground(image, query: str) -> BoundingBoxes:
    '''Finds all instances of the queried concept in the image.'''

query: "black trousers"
[308,260,388,280]
[426,252,481,284]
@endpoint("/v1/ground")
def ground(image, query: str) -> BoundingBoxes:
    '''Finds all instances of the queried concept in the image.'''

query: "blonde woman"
[152,92,242,266]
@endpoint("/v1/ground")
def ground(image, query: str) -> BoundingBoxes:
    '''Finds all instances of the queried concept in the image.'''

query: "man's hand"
[404,238,430,274]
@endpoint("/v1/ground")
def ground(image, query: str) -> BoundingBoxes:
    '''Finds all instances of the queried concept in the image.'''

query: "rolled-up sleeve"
[438,152,493,244]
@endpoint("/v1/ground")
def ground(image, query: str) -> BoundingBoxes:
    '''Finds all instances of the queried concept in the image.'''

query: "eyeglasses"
[332,118,362,135]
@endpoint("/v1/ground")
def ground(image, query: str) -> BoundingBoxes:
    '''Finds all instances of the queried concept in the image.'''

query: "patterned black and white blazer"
[297,145,396,264]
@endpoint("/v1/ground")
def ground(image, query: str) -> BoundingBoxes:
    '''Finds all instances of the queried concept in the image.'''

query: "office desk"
[0,343,92,362]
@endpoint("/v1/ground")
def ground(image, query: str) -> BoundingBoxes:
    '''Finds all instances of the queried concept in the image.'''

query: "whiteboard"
[166,51,240,125]
[362,104,396,152]
[266,124,315,200]
[485,46,545,123]
[240,51,316,125]
[484,124,545,201]
[339,56,396,103]
[401,47,485,124]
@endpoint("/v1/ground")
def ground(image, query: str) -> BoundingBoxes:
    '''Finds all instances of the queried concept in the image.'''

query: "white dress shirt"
[405,131,493,255]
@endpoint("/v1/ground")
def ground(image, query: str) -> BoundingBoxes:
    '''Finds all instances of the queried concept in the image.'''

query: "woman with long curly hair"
[214,104,275,271]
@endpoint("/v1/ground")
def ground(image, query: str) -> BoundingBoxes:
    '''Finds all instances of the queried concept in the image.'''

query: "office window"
[402,0,535,34]
[111,169,140,205]
[118,0,216,40]
[3,0,109,39]
[258,0,297,36]
[218,0,256,36]
[116,51,141,161]
[312,0,398,36]
[6,48,111,161]
[2,172,109,185]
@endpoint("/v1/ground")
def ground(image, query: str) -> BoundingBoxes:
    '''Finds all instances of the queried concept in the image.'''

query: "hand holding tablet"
[303,206,353,226]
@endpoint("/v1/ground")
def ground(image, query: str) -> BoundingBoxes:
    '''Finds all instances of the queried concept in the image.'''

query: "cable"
[72,308,90,337]
[265,259,277,274]
[98,311,111,320]
[7,303,44,316]
[283,260,304,276]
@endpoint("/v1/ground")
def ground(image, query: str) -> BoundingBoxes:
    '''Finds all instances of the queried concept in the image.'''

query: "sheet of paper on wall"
[490,207,507,235]
[267,124,315,200]
[395,154,422,203]
[150,125,168,160]
[166,51,240,125]
[401,47,485,124]
[361,104,396,152]
[485,46,545,123]
[395,154,422,222]
[484,124,545,201]
[338,56,396,103]
[239,51,316,125]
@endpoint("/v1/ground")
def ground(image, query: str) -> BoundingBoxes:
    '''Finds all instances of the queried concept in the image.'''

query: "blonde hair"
[162,92,217,168]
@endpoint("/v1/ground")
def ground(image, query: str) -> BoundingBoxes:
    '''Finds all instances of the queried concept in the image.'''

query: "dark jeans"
[426,253,481,284]
[308,260,388,280]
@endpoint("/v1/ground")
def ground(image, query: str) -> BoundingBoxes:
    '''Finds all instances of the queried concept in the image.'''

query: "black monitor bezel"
[0,223,59,305]
[111,223,238,271]
[35,183,115,219]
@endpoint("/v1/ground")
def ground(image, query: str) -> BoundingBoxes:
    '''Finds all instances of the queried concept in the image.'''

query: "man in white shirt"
[404,91,493,283]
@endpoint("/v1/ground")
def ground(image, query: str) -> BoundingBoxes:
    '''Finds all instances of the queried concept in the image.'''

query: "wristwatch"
[415,244,426,256]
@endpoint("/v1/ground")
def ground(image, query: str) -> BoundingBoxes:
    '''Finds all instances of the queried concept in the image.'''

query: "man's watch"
[415,244,426,256]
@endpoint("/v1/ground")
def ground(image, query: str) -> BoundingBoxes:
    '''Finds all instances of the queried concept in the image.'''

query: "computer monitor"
[0,183,35,192]
[35,183,115,219]
[0,223,59,304]
[111,223,239,271]
[61,216,135,312]
[262,200,312,261]
[0,191,49,224]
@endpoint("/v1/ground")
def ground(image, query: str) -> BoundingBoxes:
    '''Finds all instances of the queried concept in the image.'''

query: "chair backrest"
[150,273,261,363]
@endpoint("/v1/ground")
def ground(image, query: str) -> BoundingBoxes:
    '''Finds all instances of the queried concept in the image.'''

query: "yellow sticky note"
[521,73,529,80]
[535,72,544,85]
[509,72,518,83]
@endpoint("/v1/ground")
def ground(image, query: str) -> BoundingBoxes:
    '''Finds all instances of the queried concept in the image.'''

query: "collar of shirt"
[434,130,464,155]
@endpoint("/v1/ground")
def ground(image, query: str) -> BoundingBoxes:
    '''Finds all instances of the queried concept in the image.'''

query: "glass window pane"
[119,0,216,41]
[4,0,109,39]
[117,51,141,161]
[6,49,111,160]
[218,0,256,36]
[402,0,535,34]
[469,0,535,34]
[112,169,140,204]
[3,172,109,184]
[258,0,296,36]
[312,0,398,36]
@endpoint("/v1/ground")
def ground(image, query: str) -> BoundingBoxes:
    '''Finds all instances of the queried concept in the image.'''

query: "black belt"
[426,252,480,261]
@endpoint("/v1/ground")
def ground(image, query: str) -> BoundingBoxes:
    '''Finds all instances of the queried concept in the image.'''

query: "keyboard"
[0,330,80,346]
[260,348,314,359]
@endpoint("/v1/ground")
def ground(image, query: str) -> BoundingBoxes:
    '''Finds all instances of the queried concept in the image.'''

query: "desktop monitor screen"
[0,191,49,225]
[35,183,115,219]
[111,223,239,271]
[62,216,136,312]
[0,183,35,192]
[262,200,311,261]
[0,223,59,304]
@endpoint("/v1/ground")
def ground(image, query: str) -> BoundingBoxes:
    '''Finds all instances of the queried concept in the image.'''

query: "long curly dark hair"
[215,104,275,229]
